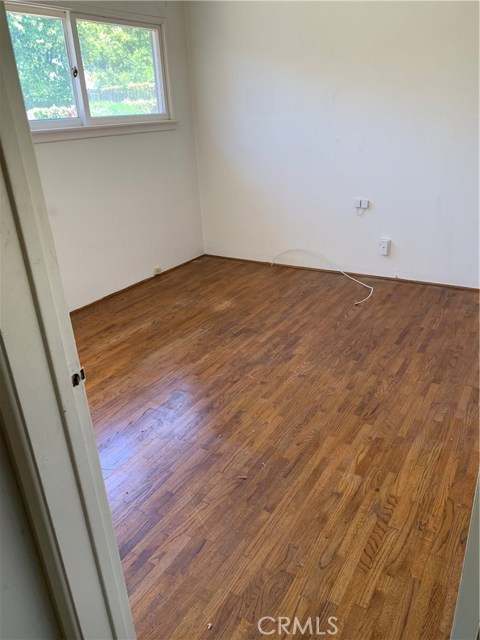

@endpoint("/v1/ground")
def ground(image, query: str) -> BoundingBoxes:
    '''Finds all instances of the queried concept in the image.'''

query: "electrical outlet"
[378,239,391,256]
[354,198,370,214]
[154,267,163,276]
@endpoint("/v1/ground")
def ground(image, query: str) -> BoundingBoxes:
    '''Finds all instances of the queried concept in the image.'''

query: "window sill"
[31,119,178,144]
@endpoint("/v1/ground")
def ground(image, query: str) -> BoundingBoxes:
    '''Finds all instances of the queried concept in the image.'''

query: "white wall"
[187,1,479,288]
[34,1,203,310]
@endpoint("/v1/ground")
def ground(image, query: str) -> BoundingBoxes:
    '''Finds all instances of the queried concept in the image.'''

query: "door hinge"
[71,367,86,387]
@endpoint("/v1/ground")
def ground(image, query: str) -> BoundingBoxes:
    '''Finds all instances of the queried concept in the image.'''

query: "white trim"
[8,0,166,23]
[70,10,165,33]
[68,11,93,124]
[158,17,175,120]
[6,1,65,19]
[152,23,167,115]
[29,117,83,130]
[63,8,88,125]
[31,118,178,143]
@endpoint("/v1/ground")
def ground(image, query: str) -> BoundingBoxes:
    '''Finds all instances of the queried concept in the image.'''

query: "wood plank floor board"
[71,256,479,639]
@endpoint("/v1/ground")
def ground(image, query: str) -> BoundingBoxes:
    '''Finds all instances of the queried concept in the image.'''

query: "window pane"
[7,12,77,121]
[76,19,163,118]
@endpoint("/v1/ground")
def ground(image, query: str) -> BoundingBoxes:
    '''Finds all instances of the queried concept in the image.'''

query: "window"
[6,4,172,136]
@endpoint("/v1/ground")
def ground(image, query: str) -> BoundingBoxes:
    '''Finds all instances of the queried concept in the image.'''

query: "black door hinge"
[71,367,86,387]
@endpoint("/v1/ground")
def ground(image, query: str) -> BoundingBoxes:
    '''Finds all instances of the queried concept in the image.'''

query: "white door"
[451,478,480,640]
[0,2,135,637]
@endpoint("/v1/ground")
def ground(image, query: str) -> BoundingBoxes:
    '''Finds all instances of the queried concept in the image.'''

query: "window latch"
[71,367,86,387]
[72,66,78,78]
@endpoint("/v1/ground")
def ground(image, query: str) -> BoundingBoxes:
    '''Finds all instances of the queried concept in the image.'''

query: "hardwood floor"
[71,256,479,640]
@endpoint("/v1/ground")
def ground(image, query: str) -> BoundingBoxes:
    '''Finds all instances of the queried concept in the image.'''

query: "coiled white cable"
[270,248,373,306]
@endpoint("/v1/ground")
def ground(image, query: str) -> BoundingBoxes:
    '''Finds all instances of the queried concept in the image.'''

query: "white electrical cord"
[270,248,373,306]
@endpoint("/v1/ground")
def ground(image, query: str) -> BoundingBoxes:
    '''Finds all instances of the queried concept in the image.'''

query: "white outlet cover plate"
[379,239,391,256]
[354,198,370,209]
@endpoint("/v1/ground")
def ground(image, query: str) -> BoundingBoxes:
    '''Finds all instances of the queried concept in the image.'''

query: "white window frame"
[5,2,176,141]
